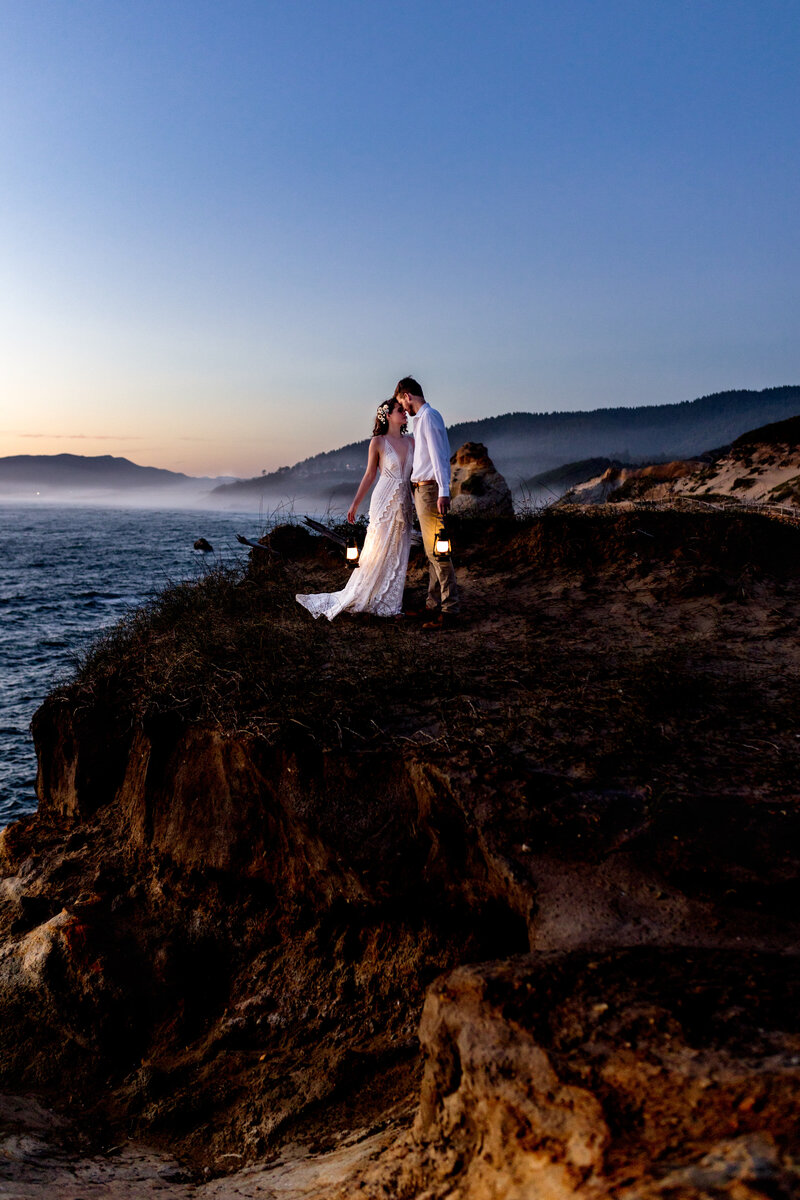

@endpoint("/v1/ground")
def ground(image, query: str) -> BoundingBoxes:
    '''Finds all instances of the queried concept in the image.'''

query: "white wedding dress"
[296,436,413,620]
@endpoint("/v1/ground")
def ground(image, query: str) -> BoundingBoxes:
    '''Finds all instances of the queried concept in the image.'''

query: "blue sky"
[1,0,798,476]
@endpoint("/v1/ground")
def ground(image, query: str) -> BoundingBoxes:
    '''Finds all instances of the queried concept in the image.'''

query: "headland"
[0,507,799,1197]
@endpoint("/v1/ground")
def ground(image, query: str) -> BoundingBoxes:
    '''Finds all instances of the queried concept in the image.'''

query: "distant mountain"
[212,386,800,507]
[0,454,191,491]
[0,454,236,504]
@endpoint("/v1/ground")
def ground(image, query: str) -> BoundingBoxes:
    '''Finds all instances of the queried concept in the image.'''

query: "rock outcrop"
[1,510,799,1193]
[449,442,514,516]
[370,950,800,1200]
[563,411,800,509]
[567,460,702,505]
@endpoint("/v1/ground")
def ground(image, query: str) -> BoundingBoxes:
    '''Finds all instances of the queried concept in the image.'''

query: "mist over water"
[0,484,360,521]
[0,485,235,510]
[0,503,266,826]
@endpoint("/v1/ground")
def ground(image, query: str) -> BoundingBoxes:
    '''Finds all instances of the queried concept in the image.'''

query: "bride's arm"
[347,437,381,523]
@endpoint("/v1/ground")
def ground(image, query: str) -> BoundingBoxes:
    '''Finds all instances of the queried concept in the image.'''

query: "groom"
[394,376,460,628]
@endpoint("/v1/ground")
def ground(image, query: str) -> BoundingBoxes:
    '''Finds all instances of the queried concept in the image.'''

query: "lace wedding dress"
[296,436,413,620]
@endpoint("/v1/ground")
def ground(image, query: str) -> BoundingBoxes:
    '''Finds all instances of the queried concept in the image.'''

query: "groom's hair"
[394,376,424,400]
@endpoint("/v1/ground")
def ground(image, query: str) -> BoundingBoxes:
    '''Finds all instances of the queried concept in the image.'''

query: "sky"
[1,0,799,478]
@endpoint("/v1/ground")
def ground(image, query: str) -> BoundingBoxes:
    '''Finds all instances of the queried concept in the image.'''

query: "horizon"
[2,382,799,482]
[2,2,799,476]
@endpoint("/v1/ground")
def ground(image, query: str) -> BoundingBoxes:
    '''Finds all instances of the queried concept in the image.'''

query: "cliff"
[1,510,800,1197]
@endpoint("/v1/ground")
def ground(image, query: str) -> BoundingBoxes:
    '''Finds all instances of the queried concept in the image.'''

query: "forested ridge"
[215,385,800,496]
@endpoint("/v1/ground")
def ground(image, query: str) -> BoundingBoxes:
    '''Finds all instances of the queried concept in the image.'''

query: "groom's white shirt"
[410,403,451,497]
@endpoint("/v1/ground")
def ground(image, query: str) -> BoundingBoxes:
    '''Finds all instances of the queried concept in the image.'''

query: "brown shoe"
[405,604,440,619]
[422,611,461,630]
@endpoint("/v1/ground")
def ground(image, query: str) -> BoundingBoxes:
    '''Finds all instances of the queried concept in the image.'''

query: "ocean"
[0,503,267,827]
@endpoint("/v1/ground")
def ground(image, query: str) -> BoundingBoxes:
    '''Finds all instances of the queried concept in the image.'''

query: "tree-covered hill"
[213,386,800,506]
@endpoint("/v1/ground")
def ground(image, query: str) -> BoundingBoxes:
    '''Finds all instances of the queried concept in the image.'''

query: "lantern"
[433,521,452,561]
[345,538,360,568]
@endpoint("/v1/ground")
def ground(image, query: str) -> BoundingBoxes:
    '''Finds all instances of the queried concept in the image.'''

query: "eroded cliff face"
[3,704,540,1163]
[2,511,800,1197]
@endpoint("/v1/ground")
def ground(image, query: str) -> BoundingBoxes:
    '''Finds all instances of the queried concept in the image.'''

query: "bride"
[295,398,414,620]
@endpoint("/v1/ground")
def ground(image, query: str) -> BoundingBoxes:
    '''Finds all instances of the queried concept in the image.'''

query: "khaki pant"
[413,483,460,613]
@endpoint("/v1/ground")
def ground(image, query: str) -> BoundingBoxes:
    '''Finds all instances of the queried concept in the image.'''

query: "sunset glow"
[1,1,798,477]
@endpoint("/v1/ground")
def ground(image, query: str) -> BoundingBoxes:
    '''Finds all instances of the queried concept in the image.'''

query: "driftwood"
[303,516,348,547]
[236,521,348,557]
[235,534,278,555]
[304,515,423,548]
[238,519,423,558]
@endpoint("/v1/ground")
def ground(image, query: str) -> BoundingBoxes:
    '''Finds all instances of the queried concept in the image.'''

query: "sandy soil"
[0,1091,409,1198]
[674,441,800,503]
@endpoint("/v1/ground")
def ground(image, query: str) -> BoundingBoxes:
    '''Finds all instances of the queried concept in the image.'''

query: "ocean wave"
[1,502,252,825]
[72,590,126,600]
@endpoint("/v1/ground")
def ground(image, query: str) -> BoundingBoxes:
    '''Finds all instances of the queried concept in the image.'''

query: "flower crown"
[376,402,390,419]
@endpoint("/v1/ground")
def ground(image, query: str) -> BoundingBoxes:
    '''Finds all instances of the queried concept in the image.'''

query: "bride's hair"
[373,397,408,437]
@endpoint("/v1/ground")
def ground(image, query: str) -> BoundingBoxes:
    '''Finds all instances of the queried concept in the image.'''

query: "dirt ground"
[2,507,800,1198]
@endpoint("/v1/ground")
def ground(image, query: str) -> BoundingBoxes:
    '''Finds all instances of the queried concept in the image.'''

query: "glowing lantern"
[434,522,452,561]
[345,538,360,568]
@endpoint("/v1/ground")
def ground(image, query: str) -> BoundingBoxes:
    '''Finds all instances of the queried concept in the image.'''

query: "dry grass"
[59,509,800,803]
[64,538,462,744]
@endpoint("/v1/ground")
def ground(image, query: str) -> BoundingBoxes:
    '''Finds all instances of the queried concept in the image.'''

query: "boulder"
[378,949,800,1200]
[449,443,514,517]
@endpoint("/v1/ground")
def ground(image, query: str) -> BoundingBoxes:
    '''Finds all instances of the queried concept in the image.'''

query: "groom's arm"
[427,410,451,510]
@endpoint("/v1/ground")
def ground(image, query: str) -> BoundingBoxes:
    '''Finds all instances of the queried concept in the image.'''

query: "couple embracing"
[296,376,460,630]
